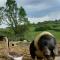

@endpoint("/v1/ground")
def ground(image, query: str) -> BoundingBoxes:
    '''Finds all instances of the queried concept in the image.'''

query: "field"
[0,41,60,60]
[0,30,60,60]
[25,30,60,42]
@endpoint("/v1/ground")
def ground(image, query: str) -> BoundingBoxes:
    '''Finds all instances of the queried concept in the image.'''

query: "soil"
[0,42,60,60]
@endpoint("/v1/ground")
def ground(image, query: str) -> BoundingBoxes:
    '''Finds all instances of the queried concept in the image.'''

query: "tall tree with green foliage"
[6,0,18,34]
[18,7,28,24]
[0,0,29,36]
[0,7,4,24]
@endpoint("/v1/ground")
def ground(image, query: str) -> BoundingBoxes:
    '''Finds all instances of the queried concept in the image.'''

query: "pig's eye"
[41,40,48,47]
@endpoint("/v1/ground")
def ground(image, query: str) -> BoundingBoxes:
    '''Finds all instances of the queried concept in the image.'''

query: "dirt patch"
[55,56,60,60]
[0,42,60,60]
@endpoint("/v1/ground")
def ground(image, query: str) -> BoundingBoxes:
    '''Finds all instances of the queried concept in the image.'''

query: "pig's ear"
[53,46,58,56]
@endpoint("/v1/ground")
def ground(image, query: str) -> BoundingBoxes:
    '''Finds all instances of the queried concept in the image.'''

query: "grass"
[0,28,60,42]
[44,30,60,42]
[24,30,60,43]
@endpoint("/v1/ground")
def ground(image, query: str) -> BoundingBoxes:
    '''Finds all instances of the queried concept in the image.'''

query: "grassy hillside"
[0,20,60,42]
[24,30,60,42]
[0,28,60,43]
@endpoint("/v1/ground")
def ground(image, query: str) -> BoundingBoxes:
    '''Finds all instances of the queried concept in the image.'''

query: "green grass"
[24,30,60,43]
[45,30,60,42]
[0,27,60,43]
[44,30,60,42]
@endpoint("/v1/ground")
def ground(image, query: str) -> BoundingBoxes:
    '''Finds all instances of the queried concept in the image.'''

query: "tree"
[0,0,29,36]
[0,7,4,24]
[18,7,28,24]
[5,0,18,34]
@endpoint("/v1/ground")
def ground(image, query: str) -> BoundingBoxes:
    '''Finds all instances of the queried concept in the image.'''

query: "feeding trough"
[8,52,23,60]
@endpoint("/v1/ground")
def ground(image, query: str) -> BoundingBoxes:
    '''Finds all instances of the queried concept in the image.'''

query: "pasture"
[24,30,60,42]
[0,30,60,60]
[0,0,60,60]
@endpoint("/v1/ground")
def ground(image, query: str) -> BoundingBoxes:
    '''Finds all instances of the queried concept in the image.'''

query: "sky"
[0,0,60,27]
[16,0,60,23]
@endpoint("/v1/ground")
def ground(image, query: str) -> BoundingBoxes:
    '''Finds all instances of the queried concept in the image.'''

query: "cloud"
[48,11,60,20]
[23,3,53,17]
[0,24,7,28]
[17,0,60,6]
[20,0,60,17]
[28,16,52,23]
[24,3,51,12]
[0,0,60,24]
[28,10,60,23]
[0,0,6,7]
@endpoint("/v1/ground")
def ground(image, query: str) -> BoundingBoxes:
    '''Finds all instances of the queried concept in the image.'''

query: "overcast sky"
[16,0,60,23]
[0,0,60,24]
